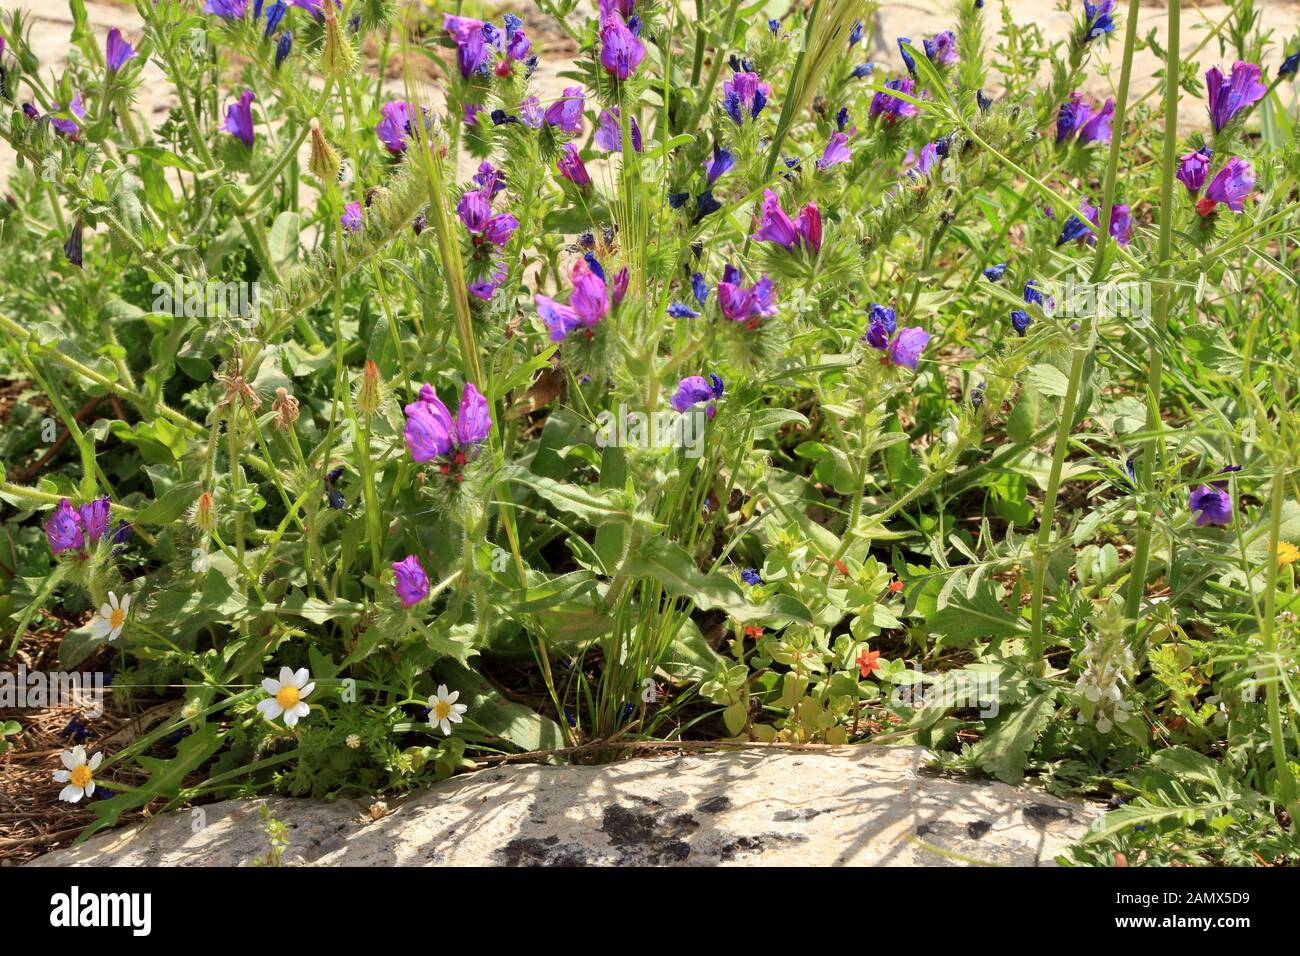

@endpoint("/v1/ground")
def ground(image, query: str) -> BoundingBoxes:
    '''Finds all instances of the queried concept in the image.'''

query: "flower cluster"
[403,383,493,475]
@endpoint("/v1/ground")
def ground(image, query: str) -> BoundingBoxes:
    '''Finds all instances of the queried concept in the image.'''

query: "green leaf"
[80,724,224,841]
[621,537,812,626]
[972,690,1056,784]
[923,577,1028,649]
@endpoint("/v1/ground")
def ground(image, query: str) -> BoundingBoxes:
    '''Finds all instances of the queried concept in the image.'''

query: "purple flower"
[1023,279,1055,312]
[204,0,249,18]
[923,31,958,66]
[1056,92,1113,145]
[1176,146,1213,196]
[505,15,532,61]
[264,0,287,36]
[482,212,518,246]
[468,260,507,301]
[741,568,762,585]
[870,78,920,123]
[691,272,709,305]
[1083,0,1115,43]
[1280,50,1300,79]
[717,265,776,327]
[50,92,86,138]
[1010,309,1032,335]
[815,132,852,170]
[598,0,637,18]
[544,86,585,135]
[534,259,610,341]
[275,30,292,69]
[600,13,645,80]
[702,147,734,184]
[570,259,610,324]
[340,201,363,233]
[105,28,136,73]
[1189,485,1232,527]
[1205,61,1266,133]
[667,302,700,319]
[45,498,85,555]
[376,100,413,153]
[444,14,490,77]
[463,103,486,127]
[862,303,897,349]
[1090,203,1132,246]
[224,90,256,148]
[457,189,491,233]
[392,555,430,607]
[403,382,492,463]
[1057,209,1094,246]
[455,383,492,446]
[79,497,112,543]
[795,202,822,253]
[752,190,799,249]
[556,142,592,189]
[905,142,940,179]
[897,37,916,75]
[752,191,822,254]
[983,262,1008,282]
[670,374,724,413]
[1199,157,1254,214]
[888,327,930,370]
[722,72,770,125]
[535,296,582,341]
[519,96,544,128]
[594,107,642,152]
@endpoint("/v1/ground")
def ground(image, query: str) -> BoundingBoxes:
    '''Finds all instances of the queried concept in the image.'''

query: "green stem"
[1260,460,1300,823]
[1124,0,1180,627]
[1028,0,1142,673]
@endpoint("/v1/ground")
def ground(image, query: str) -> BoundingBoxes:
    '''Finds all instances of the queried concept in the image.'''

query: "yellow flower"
[1276,541,1300,567]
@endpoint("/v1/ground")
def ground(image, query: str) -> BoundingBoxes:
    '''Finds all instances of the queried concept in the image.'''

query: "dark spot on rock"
[698,796,730,814]
[498,835,587,867]
[718,835,764,861]
[600,805,700,864]
[773,808,820,822]
[916,823,933,837]
[967,820,992,839]
[1023,803,1071,825]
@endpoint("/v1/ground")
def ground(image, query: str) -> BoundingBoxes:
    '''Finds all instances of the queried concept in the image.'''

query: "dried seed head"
[354,359,384,416]
[320,7,357,78]
[272,386,300,428]
[307,118,340,183]
[189,491,216,532]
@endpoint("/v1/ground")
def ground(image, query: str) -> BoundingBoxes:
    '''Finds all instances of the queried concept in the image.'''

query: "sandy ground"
[3,0,1300,187]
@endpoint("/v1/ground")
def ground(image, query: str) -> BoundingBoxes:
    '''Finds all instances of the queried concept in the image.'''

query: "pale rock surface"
[29,746,1100,867]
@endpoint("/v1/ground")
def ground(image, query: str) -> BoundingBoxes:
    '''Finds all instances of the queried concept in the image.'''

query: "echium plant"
[1,0,1299,867]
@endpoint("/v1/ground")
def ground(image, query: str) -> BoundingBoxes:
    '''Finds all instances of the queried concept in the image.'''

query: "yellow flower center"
[433,701,452,721]
[70,765,93,789]
[1277,542,1300,567]
[276,686,301,709]
[109,608,126,630]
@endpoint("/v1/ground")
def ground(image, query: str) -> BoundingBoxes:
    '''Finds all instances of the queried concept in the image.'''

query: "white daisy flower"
[53,745,103,803]
[427,684,467,736]
[90,592,130,642]
[256,666,315,727]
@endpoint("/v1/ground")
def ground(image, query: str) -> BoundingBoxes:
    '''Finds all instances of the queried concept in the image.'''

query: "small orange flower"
[744,625,764,638]
[835,560,848,575]
[888,580,904,593]
[856,649,881,678]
